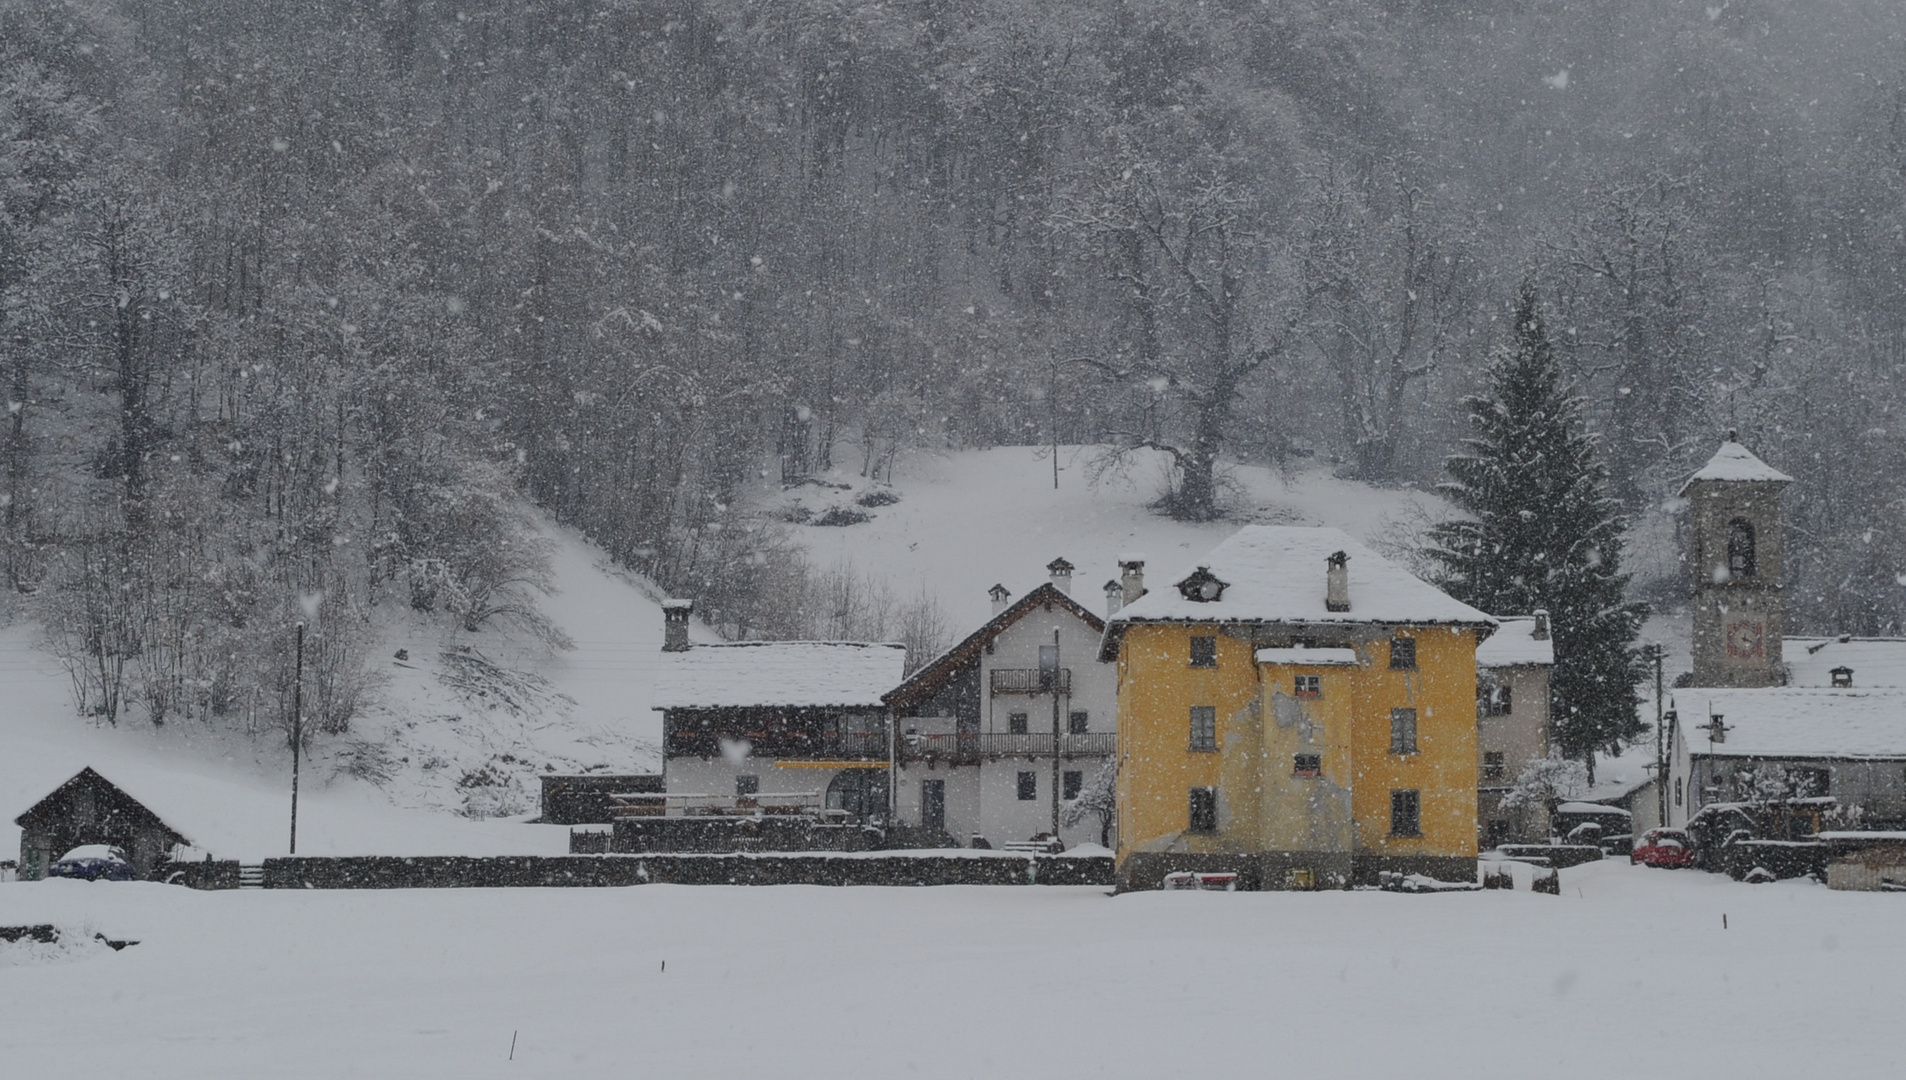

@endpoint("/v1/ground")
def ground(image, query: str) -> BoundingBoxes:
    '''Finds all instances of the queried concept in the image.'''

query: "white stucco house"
[883,557,1119,849]
[1475,613,1554,846]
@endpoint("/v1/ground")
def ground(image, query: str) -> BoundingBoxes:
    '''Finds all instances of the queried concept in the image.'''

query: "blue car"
[47,845,139,881]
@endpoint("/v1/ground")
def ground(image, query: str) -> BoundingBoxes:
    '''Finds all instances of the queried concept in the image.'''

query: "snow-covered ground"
[2,861,1895,1078]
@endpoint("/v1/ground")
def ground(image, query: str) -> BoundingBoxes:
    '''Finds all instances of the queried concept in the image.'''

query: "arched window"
[1727,518,1756,578]
[1674,777,1683,807]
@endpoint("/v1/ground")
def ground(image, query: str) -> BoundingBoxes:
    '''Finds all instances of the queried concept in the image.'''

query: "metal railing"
[989,668,1072,695]
[897,731,1115,761]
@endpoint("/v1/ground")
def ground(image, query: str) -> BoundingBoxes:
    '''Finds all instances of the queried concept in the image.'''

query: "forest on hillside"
[5,0,1906,735]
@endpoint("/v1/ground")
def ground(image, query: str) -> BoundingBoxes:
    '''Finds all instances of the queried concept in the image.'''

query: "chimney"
[1532,609,1551,640]
[1104,579,1124,617]
[662,599,694,652]
[1046,556,1075,595]
[1325,551,1350,612]
[989,583,1012,616]
[1119,554,1146,608]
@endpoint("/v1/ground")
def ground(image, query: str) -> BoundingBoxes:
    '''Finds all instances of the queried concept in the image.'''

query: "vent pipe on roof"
[662,599,694,652]
[1119,555,1146,608]
[1533,609,1551,640]
[989,583,1012,616]
[1104,579,1124,617]
[1325,551,1350,612]
[1047,556,1074,595]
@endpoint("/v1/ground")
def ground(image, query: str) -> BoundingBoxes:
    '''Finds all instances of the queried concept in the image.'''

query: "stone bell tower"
[1682,434,1792,688]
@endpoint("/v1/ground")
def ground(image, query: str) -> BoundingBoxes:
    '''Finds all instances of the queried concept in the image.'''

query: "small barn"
[14,767,190,880]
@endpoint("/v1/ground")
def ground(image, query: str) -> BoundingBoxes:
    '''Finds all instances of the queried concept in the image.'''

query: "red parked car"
[1631,828,1696,868]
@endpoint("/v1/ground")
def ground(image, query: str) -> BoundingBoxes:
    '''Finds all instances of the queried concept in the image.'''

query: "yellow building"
[1099,527,1496,890]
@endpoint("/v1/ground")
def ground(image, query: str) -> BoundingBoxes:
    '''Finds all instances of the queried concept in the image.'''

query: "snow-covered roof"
[1785,637,1906,688]
[886,583,1104,710]
[652,641,907,710]
[1557,801,1631,817]
[1582,741,1661,804]
[1476,616,1555,668]
[1254,646,1360,666]
[1677,441,1793,494]
[1674,687,1906,760]
[1105,527,1494,643]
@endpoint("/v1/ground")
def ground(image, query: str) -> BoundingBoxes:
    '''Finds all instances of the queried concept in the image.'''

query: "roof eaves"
[1097,614,1496,662]
[887,583,1105,708]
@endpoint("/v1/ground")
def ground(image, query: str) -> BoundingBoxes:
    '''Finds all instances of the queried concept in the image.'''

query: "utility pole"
[290,621,304,855]
[1050,628,1063,838]
[1048,353,1061,490]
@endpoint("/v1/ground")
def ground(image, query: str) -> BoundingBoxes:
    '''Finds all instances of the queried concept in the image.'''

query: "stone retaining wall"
[157,852,1114,890]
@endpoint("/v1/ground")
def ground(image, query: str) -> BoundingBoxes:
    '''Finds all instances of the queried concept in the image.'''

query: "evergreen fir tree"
[1426,285,1648,775]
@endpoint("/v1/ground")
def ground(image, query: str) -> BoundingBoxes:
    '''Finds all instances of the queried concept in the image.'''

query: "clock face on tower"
[1726,620,1765,660]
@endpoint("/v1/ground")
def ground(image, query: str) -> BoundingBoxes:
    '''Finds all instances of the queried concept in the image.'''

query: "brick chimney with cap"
[662,599,694,652]
[1118,554,1146,609]
[989,583,1012,616]
[1533,609,1550,640]
[1325,551,1350,612]
[1047,556,1074,595]
[1104,579,1124,617]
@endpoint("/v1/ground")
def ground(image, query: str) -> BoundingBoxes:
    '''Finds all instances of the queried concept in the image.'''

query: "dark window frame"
[1062,770,1084,801]
[1479,681,1512,716]
[1294,674,1322,698]
[1727,517,1757,578]
[1389,636,1417,670]
[1390,789,1422,837]
[1016,771,1038,801]
[1189,705,1218,752]
[1482,751,1505,781]
[1008,712,1029,735]
[1390,708,1419,754]
[736,774,760,796]
[1293,753,1322,778]
[1068,710,1089,735]
[1188,787,1218,833]
[1189,635,1218,668]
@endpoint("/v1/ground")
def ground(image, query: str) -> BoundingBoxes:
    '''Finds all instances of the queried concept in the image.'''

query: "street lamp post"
[290,621,304,855]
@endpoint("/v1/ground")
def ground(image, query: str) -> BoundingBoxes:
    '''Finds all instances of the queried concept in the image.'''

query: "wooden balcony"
[989,668,1072,695]
[897,731,1115,762]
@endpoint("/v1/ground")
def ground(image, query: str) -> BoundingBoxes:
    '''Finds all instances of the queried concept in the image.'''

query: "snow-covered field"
[2,861,1893,1079]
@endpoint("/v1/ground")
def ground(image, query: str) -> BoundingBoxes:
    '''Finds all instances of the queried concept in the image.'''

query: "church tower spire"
[1681,433,1792,688]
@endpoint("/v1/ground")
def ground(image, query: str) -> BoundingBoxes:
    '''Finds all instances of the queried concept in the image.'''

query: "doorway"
[921,779,946,832]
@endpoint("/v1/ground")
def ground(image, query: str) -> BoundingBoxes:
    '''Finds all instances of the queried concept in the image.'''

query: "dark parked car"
[1631,828,1696,869]
[47,845,139,881]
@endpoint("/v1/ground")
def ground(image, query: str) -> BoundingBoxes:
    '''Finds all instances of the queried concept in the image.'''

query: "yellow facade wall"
[1115,622,1480,879]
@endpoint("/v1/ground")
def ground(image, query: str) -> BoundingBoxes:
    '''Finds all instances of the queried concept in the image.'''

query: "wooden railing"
[897,731,1115,761]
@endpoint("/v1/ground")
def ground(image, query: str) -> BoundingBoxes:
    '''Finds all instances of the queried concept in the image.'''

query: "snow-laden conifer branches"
[1426,286,1647,771]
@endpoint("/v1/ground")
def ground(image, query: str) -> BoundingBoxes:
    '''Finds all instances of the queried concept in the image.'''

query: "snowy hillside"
[764,446,1444,630]
[0,516,714,860]
[3,449,1444,858]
